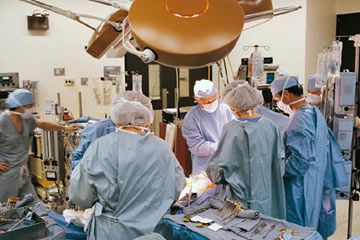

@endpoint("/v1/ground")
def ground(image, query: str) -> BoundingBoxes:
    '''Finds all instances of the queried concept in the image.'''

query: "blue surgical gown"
[206,116,286,219]
[0,112,37,201]
[317,129,347,238]
[69,130,186,240]
[71,118,116,169]
[284,105,346,238]
[181,101,234,175]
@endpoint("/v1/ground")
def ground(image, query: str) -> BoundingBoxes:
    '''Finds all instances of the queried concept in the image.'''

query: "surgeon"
[306,74,348,237]
[182,79,234,175]
[0,89,78,202]
[206,80,286,219]
[71,118,115,170]
[271,75,346,238]
[228,79,290,133]
[71,92,152,169]
[69,91,186,240]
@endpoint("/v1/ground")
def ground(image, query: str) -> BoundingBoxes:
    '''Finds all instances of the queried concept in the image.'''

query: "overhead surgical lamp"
[19,0,301,68]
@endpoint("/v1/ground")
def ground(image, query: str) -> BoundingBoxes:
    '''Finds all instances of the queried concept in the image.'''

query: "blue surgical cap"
[6,89,33,109]
[307,74,321,92]
[270,75,300,95]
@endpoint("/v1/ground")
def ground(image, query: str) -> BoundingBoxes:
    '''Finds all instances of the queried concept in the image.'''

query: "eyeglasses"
[195,96,217,105]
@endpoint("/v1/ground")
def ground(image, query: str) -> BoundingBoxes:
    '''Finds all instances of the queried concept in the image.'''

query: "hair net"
[5,89,33,109]
[307,74,321,92]
[112,91,152,109]
[270,75,300,95]
[223,80,264,111]
[111,91,154,127]
[193,79,217,98]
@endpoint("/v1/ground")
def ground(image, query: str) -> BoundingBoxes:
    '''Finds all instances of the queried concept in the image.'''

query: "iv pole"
[347,34,360,239]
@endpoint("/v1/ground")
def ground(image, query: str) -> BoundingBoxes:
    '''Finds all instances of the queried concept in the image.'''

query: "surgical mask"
[21,109,33,119]
[277,97,305,115]
[7,108,33,119]
[306,93,321,104]
[277,100,292,115]
[202,99,218,113]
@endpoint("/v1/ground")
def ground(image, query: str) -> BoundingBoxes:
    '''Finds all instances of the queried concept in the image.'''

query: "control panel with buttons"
[0,72,19,91]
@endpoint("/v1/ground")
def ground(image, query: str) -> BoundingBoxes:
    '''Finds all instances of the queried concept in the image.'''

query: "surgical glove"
[0,162,10,172]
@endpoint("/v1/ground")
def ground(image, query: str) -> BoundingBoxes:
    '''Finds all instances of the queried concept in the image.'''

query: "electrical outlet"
[64,79,75,86]
[81,77,88,85]
[54,68,65,76]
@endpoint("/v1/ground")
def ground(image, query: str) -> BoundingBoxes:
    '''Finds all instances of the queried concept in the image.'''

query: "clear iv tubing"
[226,56,236,79]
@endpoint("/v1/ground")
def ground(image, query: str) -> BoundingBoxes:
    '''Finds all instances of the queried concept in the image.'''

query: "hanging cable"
[175,68,180,120]
[226,56,236,80]
[217,66,221,97]
[216,61,227,97]
[223,59,229,85]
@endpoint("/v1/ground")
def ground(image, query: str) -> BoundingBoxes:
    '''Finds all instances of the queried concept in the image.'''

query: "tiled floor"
[329,200,360,239]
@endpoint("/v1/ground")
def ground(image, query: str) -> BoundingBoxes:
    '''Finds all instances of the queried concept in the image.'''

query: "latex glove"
[356,117,360,128]
[65,124,80,132]
[0,162,10,172]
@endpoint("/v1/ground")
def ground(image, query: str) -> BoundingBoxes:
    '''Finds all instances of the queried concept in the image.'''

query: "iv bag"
[251,48,264,82]
[316,52,328,88]
[328,41,342,77]
[132,74,143,93]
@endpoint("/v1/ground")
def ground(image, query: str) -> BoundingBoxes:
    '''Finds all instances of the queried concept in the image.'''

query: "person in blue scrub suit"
[207,80,286,219]
[181,79,234,176]
[71,91,154,169]
[69,91,185,240]
[0,89,78,202]
[71,118,116,169]
[271,75,347,239]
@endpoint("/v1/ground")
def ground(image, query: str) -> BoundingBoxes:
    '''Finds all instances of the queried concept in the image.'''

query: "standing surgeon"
[181,79,234,175]
[69,91,185,239]
[271,76,346,239]
[207,80,286,219]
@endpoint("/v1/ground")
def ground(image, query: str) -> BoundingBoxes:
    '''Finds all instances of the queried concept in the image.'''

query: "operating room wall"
[216,0,307,92]
[304,0,360,82]
[0,0,124,119]
[337,0,360,14]
[305,0,337,81]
